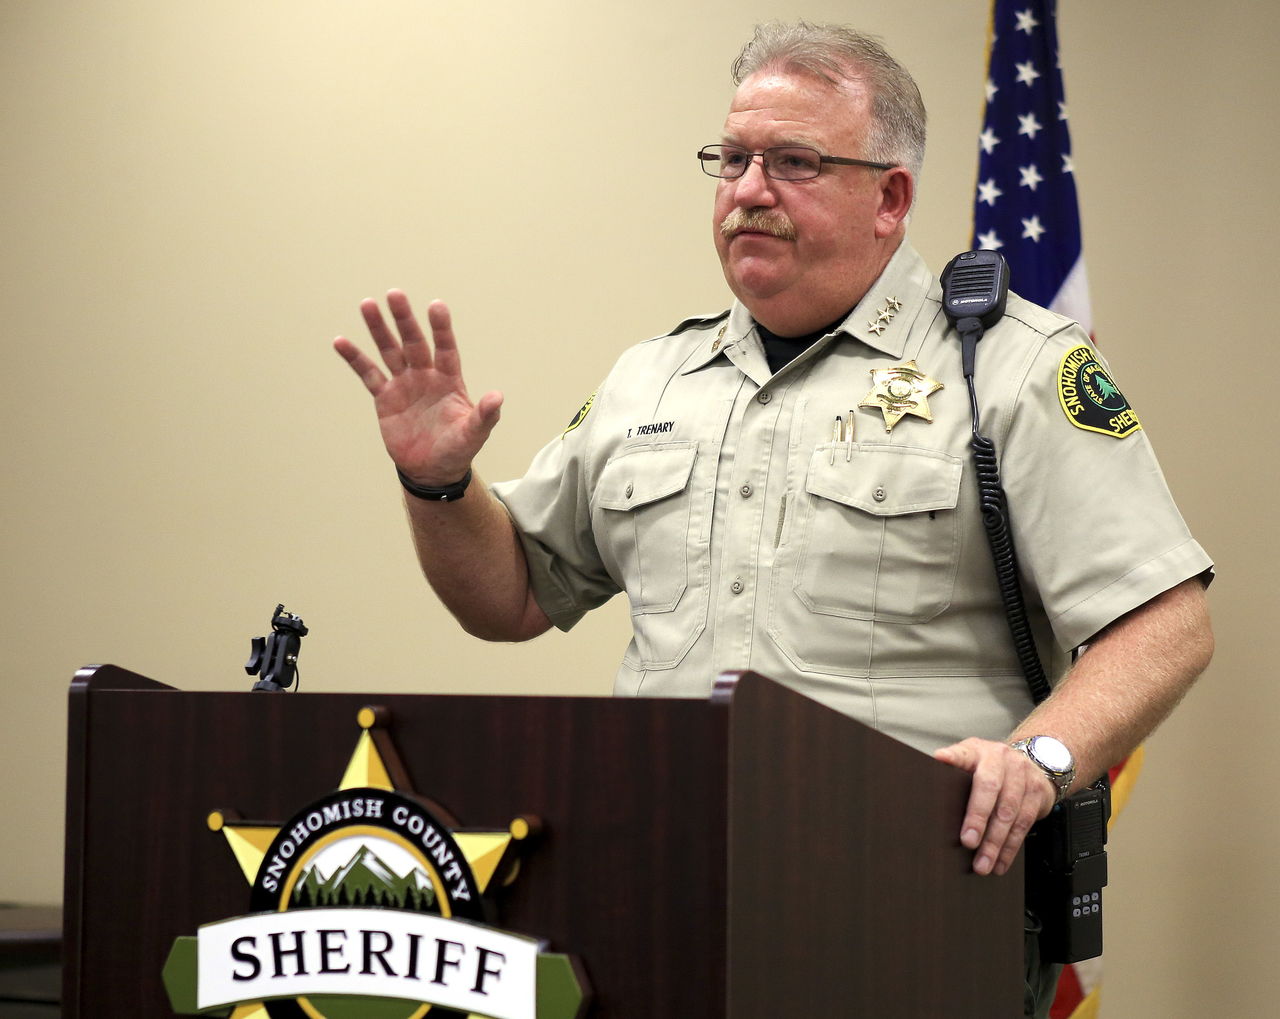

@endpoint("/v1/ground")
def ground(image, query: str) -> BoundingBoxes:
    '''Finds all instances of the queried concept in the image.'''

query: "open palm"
[334,291,502,485]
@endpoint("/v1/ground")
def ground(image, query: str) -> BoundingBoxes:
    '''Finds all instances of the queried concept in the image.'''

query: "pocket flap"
[807,444,962,515]
[597,443,698,511]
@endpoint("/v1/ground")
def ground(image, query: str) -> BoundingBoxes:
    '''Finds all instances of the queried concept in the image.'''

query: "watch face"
[1031,736,1073,773]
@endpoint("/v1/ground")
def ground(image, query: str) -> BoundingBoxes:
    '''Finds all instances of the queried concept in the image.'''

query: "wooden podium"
[63,665,1021,1016]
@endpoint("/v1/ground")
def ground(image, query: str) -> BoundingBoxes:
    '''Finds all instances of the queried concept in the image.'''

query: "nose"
[731,154,778,207]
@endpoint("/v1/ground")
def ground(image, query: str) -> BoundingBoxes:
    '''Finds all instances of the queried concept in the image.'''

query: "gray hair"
[731,21,927,184]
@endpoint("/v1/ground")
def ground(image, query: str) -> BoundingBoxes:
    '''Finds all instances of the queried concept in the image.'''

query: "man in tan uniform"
[335,22,1212,1011]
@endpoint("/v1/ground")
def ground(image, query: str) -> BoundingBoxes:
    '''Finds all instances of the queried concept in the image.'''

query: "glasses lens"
[699,145,748,178]
[765,147,823,180]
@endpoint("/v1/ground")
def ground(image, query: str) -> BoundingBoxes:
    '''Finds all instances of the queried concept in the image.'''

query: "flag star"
[1015,60,1042,86]
[1021,216,1046,242]
[1018,112,1044,139]
[1062,153,1075,174]
[1058,101,1069,121]
[979,127,1001,154]
[976,229,1003,250]
[985,78,999,103]
[1015,9,1040,34]
[977,177,1004,205]
[1018,164,1044,190]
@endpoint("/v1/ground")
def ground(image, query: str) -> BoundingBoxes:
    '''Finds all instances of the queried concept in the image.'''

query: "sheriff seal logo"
[1057,345,1141,438]
[162,707,589,1019]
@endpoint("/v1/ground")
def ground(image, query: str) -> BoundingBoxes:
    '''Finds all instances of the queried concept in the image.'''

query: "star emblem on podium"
[161,707,588,1019]
[208,708,526,910]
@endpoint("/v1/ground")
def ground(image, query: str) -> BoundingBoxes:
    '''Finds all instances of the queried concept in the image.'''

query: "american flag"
[971,0,1092,334]
[970,4,1142,1017]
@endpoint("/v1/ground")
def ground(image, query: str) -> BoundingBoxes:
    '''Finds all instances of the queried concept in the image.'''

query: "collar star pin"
[710,323,727,352]
[867,296,901,336]
[859,359,944,432]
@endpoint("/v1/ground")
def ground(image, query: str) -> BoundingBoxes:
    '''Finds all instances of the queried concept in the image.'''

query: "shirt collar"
[679,241,937,375]
[835,241,935,359]
[679,303,757,375]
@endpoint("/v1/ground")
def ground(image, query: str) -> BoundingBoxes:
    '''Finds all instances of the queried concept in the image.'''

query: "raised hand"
[334,291,503,485]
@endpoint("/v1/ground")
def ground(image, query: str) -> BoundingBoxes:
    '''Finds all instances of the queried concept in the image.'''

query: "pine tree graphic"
[290,846,440,914]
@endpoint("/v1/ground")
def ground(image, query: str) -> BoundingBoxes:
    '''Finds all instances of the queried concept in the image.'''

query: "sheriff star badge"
[859,360,944,432]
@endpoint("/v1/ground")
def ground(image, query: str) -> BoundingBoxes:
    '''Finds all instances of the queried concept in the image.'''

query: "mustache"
[720,208,797,241]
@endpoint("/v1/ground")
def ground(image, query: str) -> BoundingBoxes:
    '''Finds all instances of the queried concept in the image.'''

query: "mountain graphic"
[290,845,440,913]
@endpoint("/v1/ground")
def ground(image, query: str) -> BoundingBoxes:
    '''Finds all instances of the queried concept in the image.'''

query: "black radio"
[1024,780,1111,963]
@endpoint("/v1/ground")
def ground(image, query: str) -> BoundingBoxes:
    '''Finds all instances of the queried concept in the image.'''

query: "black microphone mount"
[246,603,308,692]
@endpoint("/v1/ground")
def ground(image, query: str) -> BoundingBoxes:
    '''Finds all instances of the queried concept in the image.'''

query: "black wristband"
[397,467,472,502]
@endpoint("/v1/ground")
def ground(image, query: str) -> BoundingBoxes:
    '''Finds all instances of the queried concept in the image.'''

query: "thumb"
[471,390,505,441]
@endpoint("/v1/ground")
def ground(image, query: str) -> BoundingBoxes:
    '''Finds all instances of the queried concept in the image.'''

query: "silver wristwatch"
[1010,735,1076,804]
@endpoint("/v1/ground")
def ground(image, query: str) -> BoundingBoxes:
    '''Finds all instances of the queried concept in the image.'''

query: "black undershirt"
[757,312,852,375]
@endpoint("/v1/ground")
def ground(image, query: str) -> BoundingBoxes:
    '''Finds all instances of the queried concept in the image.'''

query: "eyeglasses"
[697,144,896,181]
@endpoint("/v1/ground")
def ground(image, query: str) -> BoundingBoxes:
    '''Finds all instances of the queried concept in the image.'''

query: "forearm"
[405,474,552,642]
[335,290,544,641]
[937,576,1213,876]
[1011,575,1214,791]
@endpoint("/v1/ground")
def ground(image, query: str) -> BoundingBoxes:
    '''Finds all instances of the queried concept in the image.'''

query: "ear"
[874,167,915,239]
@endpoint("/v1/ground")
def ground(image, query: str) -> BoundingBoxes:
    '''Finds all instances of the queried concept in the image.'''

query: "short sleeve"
[995,321,1212,650]
[490,386,621,631]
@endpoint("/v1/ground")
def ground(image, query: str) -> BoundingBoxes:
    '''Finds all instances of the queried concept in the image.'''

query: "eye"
[773,148,821,176]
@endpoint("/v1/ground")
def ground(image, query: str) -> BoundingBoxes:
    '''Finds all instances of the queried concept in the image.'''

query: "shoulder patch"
[667,309,730,337]
[1057,345,1141,438]
[562,391,595,436]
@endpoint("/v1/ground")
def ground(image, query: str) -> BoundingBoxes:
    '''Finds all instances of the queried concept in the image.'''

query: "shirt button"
[756,390,772,405]
[730,579,744,595]
[873,486,887,502]
[739,483,753,498]
[625,482,634,498]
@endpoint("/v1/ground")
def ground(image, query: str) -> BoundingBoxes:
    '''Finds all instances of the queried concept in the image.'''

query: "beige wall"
[2,1,1275,1014]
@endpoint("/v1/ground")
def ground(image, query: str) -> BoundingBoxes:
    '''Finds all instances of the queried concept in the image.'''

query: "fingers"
[360,295,410,374]
[386,289,436,371]
[426,300,463,378]
[934,738,1055,877]
[972,762,1030,877]
[333,335,387,396]
[353,290,452,377]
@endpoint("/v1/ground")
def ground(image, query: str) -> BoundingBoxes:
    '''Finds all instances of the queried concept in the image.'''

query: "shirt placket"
[710,345,790,674]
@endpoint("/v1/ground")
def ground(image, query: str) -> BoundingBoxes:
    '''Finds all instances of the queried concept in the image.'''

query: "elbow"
[1191,613,1215,678]
[455,596,553,644]
[457,618,546,643]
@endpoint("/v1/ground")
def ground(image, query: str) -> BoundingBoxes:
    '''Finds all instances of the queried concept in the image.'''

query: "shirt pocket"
[594,441,700,614]
[792,443,963,624]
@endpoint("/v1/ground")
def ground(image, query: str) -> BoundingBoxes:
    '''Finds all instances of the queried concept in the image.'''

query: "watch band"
[396,467,473,502]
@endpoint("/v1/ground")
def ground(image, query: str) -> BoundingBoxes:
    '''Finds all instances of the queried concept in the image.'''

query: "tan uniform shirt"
[491,243,1211,753]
